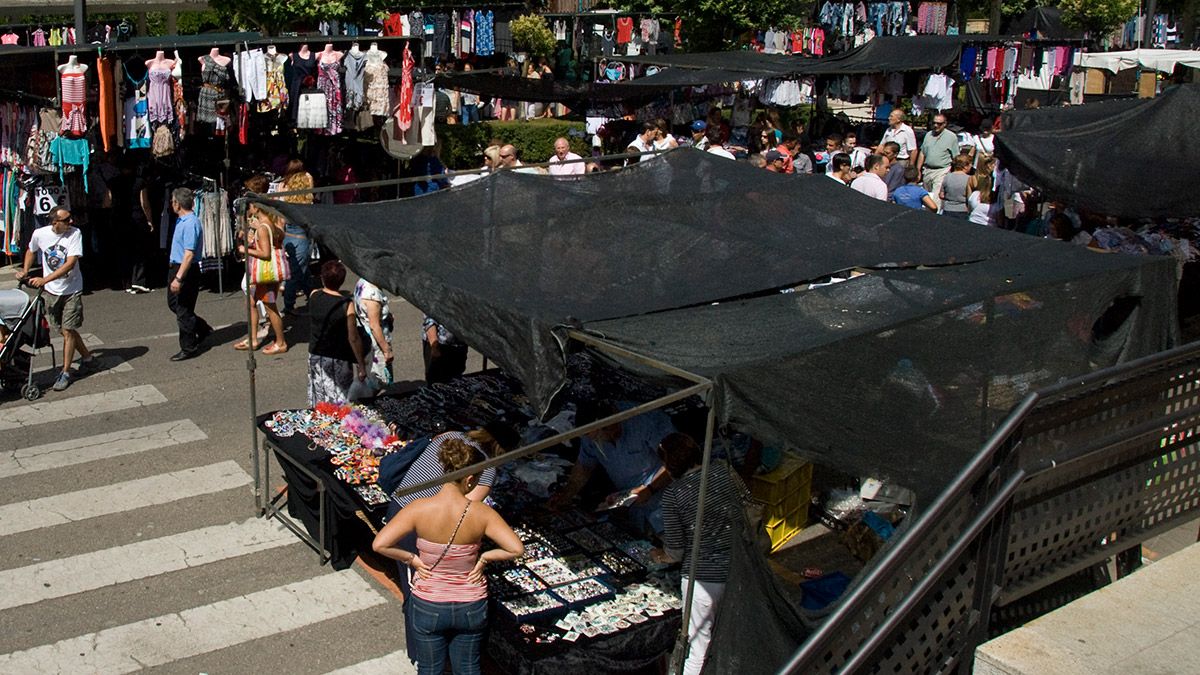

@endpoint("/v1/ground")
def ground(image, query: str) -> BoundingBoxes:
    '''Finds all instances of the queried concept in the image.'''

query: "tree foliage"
[1059,0,1140,33]
[510,14,557,57]
[209,0,389,35]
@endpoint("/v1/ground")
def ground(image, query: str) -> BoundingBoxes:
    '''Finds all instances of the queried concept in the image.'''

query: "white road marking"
[0,517,296,611]
[0,384,166,430]
[325,650,417,675]
[0,461,251,537]
[0,419,206,479]
[48,332,103,349]
[0,571,387,674]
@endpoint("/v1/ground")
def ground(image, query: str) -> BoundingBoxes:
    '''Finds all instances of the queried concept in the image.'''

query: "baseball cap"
[764,150,783,162]
[690,120,707,132]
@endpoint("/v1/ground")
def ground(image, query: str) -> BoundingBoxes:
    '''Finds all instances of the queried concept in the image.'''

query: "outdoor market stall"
[250,149,1177,673]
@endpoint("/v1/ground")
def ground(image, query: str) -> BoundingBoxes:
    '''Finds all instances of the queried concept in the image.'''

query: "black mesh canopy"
[255,149,1177,499]
[995,83,1200,218]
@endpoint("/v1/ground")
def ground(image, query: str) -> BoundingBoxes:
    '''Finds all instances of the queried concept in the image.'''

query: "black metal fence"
[781,341,1200,674]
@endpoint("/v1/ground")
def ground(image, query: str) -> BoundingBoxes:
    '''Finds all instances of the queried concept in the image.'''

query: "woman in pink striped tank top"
[374,438,524,675]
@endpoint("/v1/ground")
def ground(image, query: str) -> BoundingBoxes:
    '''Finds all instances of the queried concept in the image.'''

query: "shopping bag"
[251,226,291,284]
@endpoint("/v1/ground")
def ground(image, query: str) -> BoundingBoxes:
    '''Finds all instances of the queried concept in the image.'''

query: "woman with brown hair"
[306,260,369,404]
[236,174,288,354]
[374,437,524,675]
[278,158,315,315]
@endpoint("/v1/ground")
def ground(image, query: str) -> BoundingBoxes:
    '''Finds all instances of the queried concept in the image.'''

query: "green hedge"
[437,120,590,169]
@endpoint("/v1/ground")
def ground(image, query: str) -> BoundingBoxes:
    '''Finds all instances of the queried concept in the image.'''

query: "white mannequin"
[319,43,343,64]
[58,54,88,74]
[365,42,387,62]
[198,47,231,67]
[349,42,362,56]
[146,50,175,72]
[267,44,288,66]
[172,49,183,78]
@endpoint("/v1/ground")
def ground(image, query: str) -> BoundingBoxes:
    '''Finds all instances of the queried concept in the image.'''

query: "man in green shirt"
[915,114,959,208]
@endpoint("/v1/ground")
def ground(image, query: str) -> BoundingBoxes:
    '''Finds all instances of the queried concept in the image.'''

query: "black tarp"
[994,83,1200,218]
[1004,6,1087,41]
[432,70,669,103]
[254,149,1177,503]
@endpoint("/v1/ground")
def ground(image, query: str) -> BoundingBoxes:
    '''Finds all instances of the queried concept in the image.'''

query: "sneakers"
[126,285,151,294]
[52,371,71,391]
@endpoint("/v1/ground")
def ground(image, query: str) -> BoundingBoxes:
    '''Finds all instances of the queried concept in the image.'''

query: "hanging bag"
[250,224,291,284]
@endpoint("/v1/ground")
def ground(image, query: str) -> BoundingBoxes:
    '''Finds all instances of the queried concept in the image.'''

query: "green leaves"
[210,0,389,35]
[511,14,558,57]
[1059,0,1140,33]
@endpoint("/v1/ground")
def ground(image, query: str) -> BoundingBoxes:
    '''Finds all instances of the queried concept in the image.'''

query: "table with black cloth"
[258,413,388,570]
[487,609,680,675]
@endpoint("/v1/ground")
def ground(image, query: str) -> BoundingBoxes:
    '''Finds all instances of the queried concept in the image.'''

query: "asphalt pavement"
[0,270,479,673]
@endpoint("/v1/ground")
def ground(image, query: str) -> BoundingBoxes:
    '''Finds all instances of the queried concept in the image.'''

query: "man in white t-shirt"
[850,154,890,200]
[16,207,94,391]
[626,122,658,163]
[876,109,917,162]
[547,137,585,176]
[705,128,736,160]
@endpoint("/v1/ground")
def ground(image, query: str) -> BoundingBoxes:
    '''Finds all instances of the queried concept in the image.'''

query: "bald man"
[547,137,584,176]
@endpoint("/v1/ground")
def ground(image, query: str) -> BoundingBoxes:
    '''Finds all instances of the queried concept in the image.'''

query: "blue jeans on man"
[460,103,479,125]
[282,224,313,312]
[407,595,488,675]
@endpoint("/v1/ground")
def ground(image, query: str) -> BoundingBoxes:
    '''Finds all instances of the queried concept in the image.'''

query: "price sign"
[34,186,69,216]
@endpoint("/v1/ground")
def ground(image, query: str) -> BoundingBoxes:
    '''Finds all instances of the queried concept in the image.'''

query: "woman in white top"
[967,172,996,226]
[968,116,997,171]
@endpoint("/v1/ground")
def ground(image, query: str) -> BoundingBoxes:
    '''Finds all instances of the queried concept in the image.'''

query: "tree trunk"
[989,0,1002,35]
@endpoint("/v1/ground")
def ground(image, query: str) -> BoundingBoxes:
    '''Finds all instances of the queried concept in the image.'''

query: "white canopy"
[1076,49,1200,74]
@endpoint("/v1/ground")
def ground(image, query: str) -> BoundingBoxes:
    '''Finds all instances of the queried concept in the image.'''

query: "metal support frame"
[262,438,331,564]
[236,198,263,515]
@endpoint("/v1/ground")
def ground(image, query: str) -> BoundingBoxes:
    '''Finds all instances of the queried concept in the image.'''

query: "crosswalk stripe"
[81,353,133,376]
[0,419,206,479]
[0,517,296,611]
[0,384,165,430]
[0,571,387,674]
[48,332,103,350]
[0,461,251,537]
[325,650,417,675]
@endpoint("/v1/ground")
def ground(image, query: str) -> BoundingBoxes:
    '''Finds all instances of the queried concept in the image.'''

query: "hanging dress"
[147,68,174,123]
[394,43,415,132]
[364,58,390,116]
[317,60,343,135]
[197,55,228,123]
[97,56,117,151]
[343,52,366,110]
[59,70,87,136]
[260,57,288,113]
[123,67,151,149]
[288,52,317,122]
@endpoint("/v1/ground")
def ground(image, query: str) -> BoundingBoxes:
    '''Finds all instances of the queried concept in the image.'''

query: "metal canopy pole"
[674,397,718,674]
[235,197,263,514]
[73,0,86,38]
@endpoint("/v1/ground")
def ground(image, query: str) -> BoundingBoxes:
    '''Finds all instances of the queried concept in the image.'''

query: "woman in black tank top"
[307,261,368,405]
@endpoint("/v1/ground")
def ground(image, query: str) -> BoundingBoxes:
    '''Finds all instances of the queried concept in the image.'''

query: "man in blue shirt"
[167,188,212,361]
[549,400,676,534]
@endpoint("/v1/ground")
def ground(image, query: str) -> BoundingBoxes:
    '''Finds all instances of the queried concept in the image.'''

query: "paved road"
[0,275,475,673]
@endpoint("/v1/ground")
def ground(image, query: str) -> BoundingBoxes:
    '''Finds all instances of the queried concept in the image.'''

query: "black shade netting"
[798,36,966,75]
[995,83,1200,219]
[433,71,666,103]
[253,148,1140,421]
[585,248,1177,503]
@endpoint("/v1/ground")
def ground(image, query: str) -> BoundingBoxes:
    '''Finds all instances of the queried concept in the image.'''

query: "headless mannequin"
[365,42,387,62]
[267,44,288,66]
[349,42,362,56]
[198,47,231,68]
[318,43,343,64]
[146,50,175,72]
[58,54,88,74]
[295,43,312,62]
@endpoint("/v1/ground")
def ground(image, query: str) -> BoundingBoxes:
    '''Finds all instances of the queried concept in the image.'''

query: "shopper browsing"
[167,189,212,362]
[373,437,524,675]
[16,207,95,390]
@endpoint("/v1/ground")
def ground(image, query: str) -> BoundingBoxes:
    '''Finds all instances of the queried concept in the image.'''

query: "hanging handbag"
[250,225,291,284]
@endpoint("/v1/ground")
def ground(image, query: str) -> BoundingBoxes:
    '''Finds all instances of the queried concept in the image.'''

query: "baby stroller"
[0,275,54,401]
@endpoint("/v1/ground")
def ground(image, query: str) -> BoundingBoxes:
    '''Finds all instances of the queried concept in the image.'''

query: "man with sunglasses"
[914,114,959,208]
[16,207,95,391]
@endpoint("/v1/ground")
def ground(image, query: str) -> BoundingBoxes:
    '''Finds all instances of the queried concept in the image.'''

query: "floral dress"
[259,57,288,113]
[353,279,393,389]
[317,60,343,135]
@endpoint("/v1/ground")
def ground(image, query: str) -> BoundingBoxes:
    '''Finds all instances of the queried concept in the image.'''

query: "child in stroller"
[0,282,52,400]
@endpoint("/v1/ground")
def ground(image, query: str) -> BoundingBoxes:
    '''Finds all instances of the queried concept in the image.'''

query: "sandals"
[233,340,259,351]
[262,343,289,356]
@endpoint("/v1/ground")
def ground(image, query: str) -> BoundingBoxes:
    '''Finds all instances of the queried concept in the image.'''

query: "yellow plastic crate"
[749,455,812,551]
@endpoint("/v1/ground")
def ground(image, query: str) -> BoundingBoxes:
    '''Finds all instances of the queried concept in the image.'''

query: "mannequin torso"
[58,55,88,74]
[199,47,231,67]
[366,43,388,62]
[319,43,344,64]
[146,50,175,72]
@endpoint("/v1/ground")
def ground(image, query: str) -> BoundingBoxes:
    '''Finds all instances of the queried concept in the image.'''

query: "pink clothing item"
[410,537,487,603]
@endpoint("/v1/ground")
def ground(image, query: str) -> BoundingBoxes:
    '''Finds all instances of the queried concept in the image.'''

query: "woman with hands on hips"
[373,438,524,675]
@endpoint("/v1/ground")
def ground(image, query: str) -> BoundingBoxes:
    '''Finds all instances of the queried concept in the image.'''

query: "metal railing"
[781,340,1200,674]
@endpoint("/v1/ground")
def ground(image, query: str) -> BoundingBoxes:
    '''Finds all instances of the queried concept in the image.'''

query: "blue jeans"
[282,226,312,311]
[407,595,488,675]
[460,103,479,124]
